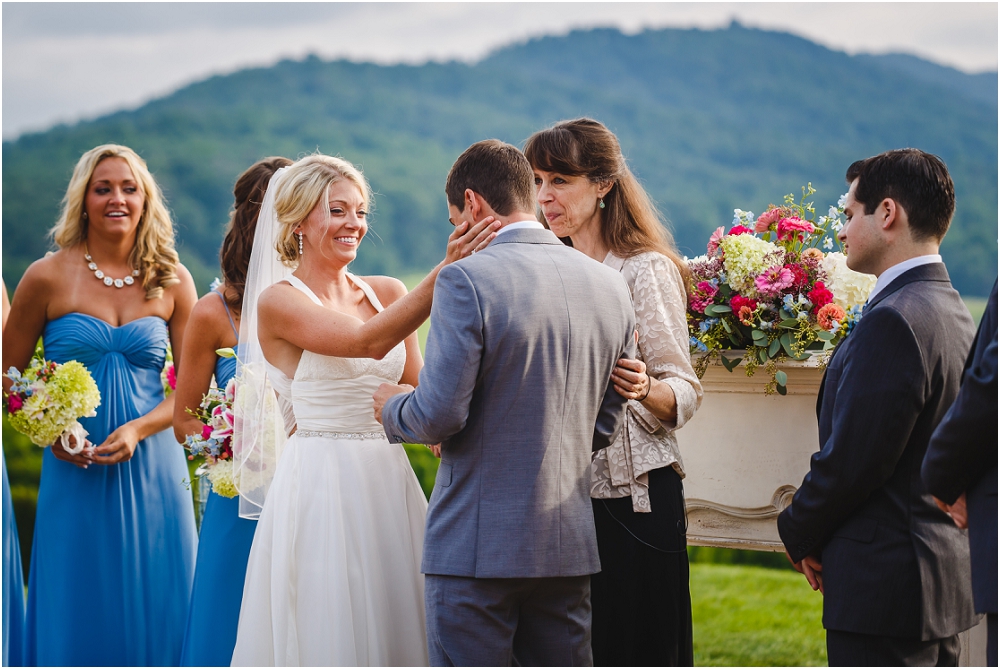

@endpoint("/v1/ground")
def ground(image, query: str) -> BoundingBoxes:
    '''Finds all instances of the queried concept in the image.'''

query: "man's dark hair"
[445,140,534,216]
[845,148,955,242]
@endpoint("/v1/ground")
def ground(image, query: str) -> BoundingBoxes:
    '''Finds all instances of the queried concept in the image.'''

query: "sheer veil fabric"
[233,167,292,519]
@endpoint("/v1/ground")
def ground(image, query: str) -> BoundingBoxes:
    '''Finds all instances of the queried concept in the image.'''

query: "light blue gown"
[3,451,25,667]
[25,314,197,666]
[180,292,257,666]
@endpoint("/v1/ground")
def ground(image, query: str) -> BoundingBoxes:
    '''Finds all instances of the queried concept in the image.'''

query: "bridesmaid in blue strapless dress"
[2,144,200,666]
[3,452,25,667]
[26,314,197,665]
[174,157,292,666]
[2,281,26,667]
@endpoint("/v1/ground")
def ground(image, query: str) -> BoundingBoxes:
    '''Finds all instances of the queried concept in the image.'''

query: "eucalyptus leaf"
[768,338,781,357]
[758,348,768,364]
[721,319,732,333]
[780,333,794,357]
[775,370,788,386]
[816,330,835,341]
[776,383,787,396]
[780,319,800,329]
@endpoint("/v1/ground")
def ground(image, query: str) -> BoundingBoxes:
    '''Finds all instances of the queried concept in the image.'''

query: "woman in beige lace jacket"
[525,118,703,666]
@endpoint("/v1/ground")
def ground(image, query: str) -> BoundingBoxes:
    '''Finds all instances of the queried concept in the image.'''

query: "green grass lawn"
[691,563,827,666]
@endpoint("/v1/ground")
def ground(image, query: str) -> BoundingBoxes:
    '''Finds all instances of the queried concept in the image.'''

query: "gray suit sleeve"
[592,312,637,452]
[381,263,483,445]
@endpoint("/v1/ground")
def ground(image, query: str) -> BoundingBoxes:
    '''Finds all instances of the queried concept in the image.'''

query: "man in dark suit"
[777,149,979,666]
[922,279,998,666]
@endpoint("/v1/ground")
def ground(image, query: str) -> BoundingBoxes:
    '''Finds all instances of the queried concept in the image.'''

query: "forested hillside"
[4,23,996,295]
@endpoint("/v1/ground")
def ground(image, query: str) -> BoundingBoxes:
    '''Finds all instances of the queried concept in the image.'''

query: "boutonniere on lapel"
[686,185,876,395]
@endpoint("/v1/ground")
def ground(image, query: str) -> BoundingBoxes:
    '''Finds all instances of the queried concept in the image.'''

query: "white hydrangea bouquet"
[4,358,101,452]
[687,184,876,394]
[183,348,238,498]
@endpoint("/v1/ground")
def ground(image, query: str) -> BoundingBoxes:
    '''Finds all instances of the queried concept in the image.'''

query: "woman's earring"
[298,232,304,257]
[82,212,88,219]
[599,198,606,210]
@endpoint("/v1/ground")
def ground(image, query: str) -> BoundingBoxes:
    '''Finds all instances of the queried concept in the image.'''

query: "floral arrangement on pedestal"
[4,358,101,451]
[183,348,238,498]
[687,184,876,394]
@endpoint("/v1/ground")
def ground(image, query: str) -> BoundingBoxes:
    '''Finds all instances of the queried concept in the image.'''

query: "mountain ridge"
[4,24,996,296]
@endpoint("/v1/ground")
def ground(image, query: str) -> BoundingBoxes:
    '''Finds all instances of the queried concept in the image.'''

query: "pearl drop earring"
[298,232,304,257]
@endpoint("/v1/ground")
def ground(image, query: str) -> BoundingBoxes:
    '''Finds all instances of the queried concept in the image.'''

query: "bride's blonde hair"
[49,144,180,300]
[273,154,372,267]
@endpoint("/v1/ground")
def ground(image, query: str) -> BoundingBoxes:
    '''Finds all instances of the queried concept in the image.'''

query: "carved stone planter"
[677,352,826,551]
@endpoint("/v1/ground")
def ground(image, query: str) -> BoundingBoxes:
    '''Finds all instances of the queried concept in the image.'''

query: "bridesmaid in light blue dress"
[1,145,199,666]
[2,451,25,668]
[174,157,291,666]
[3,281,26,667]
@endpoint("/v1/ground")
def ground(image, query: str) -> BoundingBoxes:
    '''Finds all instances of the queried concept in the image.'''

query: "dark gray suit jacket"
[922,279,998,615]
[778,262,979,640]
[382,228,636,579]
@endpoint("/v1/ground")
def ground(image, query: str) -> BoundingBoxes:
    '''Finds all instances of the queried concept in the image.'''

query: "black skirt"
[590,465,693,667]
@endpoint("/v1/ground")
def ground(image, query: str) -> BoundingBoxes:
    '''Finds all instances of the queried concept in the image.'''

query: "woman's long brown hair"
[219,156,293,312]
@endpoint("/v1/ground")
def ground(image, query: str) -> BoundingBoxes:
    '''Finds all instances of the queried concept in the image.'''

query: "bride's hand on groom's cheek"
[373,383,414,424]
[445,216,500,263]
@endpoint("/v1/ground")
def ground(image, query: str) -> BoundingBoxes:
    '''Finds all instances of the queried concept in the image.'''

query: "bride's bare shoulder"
[257,280,305,313]
[358,275,407,306]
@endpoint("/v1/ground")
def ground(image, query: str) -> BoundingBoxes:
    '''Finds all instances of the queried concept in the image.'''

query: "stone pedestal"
[677,353,824,551]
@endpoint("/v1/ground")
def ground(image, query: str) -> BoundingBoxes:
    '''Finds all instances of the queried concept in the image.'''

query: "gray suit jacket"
[778,263,979,639]
[382,227,636,579]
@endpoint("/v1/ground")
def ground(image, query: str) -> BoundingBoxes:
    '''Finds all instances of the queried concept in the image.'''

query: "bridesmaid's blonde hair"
[273,154,372,267]
[50,144,180,300]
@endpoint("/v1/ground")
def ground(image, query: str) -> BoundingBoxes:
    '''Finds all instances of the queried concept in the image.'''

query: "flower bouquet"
[687,184,876,394]
[184,362,238,498]
[4,358,101,452]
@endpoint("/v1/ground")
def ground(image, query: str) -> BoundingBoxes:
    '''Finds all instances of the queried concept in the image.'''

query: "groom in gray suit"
[374,139,636,666]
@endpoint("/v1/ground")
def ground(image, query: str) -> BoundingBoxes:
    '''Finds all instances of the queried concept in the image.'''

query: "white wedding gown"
[231,274,429,667]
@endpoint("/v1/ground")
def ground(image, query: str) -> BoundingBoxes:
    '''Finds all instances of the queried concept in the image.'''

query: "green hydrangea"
[206,459,238,498]
[719,234,781,296]
[8,359,100,447]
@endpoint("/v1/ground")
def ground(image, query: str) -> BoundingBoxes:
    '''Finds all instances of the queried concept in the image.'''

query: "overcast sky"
[3,2,997,140]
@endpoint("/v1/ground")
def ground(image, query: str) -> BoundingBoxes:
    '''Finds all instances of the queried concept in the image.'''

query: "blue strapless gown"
[25,314,197,666]
[180,345,258,667]
[3,451,25,667]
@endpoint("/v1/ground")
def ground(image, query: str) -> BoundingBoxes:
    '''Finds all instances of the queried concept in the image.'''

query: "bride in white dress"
[230,155,498,666]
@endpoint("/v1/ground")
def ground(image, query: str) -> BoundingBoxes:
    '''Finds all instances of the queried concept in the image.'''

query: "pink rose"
[201,423,213,440]
[166,364,177,391]
[707,226,725,255]
[6,394,23,413]
[728,225,754,236]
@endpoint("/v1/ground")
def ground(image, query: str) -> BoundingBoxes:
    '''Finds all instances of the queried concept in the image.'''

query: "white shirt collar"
[867,254,942,303]
[493,220,544,237]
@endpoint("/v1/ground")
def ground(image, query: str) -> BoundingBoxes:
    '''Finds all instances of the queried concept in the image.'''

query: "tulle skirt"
[231,434,429,667]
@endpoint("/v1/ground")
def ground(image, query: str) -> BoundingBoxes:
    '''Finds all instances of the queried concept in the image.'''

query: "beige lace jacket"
[591,251,703,512]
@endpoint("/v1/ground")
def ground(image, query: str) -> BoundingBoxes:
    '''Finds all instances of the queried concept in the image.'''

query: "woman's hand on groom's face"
[445,216,500,264]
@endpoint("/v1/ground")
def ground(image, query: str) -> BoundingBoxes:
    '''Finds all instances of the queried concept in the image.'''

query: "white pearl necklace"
[84,245,139,289]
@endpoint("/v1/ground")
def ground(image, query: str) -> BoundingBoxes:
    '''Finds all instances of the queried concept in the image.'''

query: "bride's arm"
[260,218,498,361]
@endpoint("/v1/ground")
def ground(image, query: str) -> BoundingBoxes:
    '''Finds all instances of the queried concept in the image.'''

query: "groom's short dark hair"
[446,140,534,216]
[846,148,955,242]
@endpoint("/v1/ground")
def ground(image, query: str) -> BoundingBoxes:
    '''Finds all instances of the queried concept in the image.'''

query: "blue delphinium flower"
[689,336,708,353]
